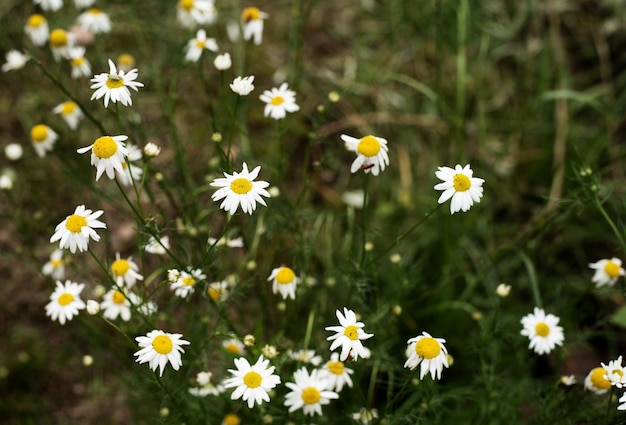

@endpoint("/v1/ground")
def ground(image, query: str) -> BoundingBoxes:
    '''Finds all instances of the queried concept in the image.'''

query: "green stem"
[519,250,542,308]
[594,193,626,256]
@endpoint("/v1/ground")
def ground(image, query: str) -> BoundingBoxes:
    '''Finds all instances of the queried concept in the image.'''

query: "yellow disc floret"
[275,267,295,285]
[243,371,262,388]
[590,367,611,390]
[58,293,74,306]
[344,325,359,340]
[112,290,126,304]
[152,335,173,354]
[223,414,240,425]
[241,7,261,22]
[270,96,285,106]
[61,102,77,114]
[111,259,130,276]
[327,361,344,375]
[28,14,46,28]
[31,125,49,142]
[93,136,118,159]
[357,135,381,157]
[65,214,87,233]
[301,387,321,405]
[105,75,125,89]
[230,178,252,194]
[535,322,550,337]
[179,0,194,11]
[415,337,441,359]
[452,174,471,192]
[49,29,68,47]
[605,261,621,278]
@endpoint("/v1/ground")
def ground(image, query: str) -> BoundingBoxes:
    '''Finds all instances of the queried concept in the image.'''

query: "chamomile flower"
[404,331,450,380]
[189,371,224,397]
[210,162,270,215]
[208,280,230,302]
[223,338,246,355]
[351,408,379,425]
[68,46,91,79]
[49,28,74,61]
[208,235,244,248]
[320,352,353,392]
[170,268,206,298]
[185,29,218,62]
[90,59,144,108]
[134,330,190,377]
[589,257,625,288]
[223,355,281,408]
[214,52,231,70]
[25,14,49,46]
[34,0,63,12]
[100,288,132,321]
[177,0,217,27]
[230,76,255,96]
[116,144,143,187]
[601,356,626,388]
[145,235,170,255]
[77,135,129,181]
[325,307,373,361]
[116,53,135,72]
[110,253,143,288]
[520,307,564,355]
[288,349,323,366]
[53,101,84,129]
[2,50,29,72]
[241,7,269,45]
[42,249,65,280]
[30,124,58,157]
[45,280,85,325]
[584,366,612,394]
[268,266,299,300]
[284,367,339,416]
[50,205,106,253]
[341,134,389,176]
[77,8,111,33]
[259,83,299,120]
[434,164,485,214]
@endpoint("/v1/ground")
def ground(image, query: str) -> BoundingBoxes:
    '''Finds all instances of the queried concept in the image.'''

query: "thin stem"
[593,193,626,256]
[519,250,542,308]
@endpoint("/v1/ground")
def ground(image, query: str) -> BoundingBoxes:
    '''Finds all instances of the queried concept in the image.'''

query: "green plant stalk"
[593,193,626,256]
[303,307,316,349]
[519,250,542,308]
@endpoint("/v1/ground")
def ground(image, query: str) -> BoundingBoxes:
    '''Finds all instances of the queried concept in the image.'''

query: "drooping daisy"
[2,50,29,73]
[116,143,143,187]
[77,135,129,181]
[177,0,217,27]
[25,14,49,46]
[351,408,379,425]
[170,268,206,298]
[77,8,111,33]
[601,356,626,388]
[520,307,564,355]
[210,162,271,215]
[223,338,246,355]
[287,349,323,366]
[589,257,625,288]
[214,52,231,70]
[100,288,132,321]
[404,331,450,380]
[184,29,218,62]
[584,366,612,394]
[341,134,389,176]
[134,330,190,377]
[325,307,374,361]
[320,352,353,392]
[241,7,269,45]
[207,280,230,302]
[34,0,63,12]
[52,101,84,130]
[90,59,144,108]
[284,367,339,416]
[268,266,299,300]
[259,83,299,120]
[49,28,75,61]
[30,124,58,157]
[42,249,65,280]
[230,75,255,96]
[223,355,281,408]
[434,164,485,214]
[144,235,170,255]
[49,205,106,253]
[45,280,85,325]
[110,252,143,288]
[68,46,91,79]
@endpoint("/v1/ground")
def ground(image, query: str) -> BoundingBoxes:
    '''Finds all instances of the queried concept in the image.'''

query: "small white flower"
[207,280,230,302]
[404,331,450,380]
[268,266,299,300]
[259,83,299,120]
[185,29,218,62]
[49,205,106,253]
[188,371,224,397]
[2,50,29,72]
[5,143,23,161]
[223,355,281,408]
[45,280,86,324]
[86,299,100,315]
[434,164,485,214]
[42,249,65,280]
[134,330,191,377]
[241,7,269,45]
[34,0,63,11]
[49,28,75,61]
[77,7,112,33]
[110,253,143,288]
[214,52,232,70]
[288,349,323,366]
[74,0,95,7]
[223,338,246,355]
[116,144,143,187]
[320,352,353,392]
[145,235,170,255]
[230,76,255,96]
[170,268,206,298]
[284,367,339,416]
[208,235,244,248]
[90,59,144,108]
[351,407,379,425]
[25,14,49,46]
[602,356,626,388]
[100,288,132,321]
[68,46,91,79]
[52,101,84,130]
[520,307,564,355]
[177,0,217,27]
[210,162,271,215]
[77,135,130,181]
[341,134,389,176]
[30,124,58,157]
[143,142,161,157]
[325,307,373,361]
[589,257,625,288]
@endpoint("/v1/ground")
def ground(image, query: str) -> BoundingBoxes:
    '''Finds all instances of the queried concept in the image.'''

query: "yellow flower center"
[243,371,262,388]
[182,276,196,287]
[270,96,284,106]
[58,293,74,306]
[93,136,118,159]
[195,40,206,49]
[112,290,126,304]
[242,7,261,22]
[301,387,321,405]
[88,7,101,15]
[71,57,85,67]
[50,29,68,47]
[51,259,63,268]
[28,14,45,28]
[357,135,381,157]
[31,124,49,142]
[605,261,621,278]
[117,53,135,68]
[452,174,471,192]
[223,414,240,425]
[415,337,441,359]
[275,267,295,285]
[152,335,173,354]
[106,75,125,89]
[344,325,359,341]
[230,178,252,194]
[208,287,220,301]
[224,342,240,354]
[111,259,130,276]
[327,360,344,375]
[61,102,77,114]
[179,0,194,10]
[535,322,550,337]
[65,214,87,233]
[590,367,611,390]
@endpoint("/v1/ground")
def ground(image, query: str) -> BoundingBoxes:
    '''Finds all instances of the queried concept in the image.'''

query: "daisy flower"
[341,134,389,176]
[68,46,91,79]
[77,8,111,33]
[49,205,106,253]
[214,52,232,70]
[601,356,626,388]
[208,235,244,248]
[34,0,63,12]
[2,50,29,73]
[589,257,625,288]
[287,349,323,366]
[49,28,75,61]
[116,143,143,187]
[145,235,170,255]
[90,59,144,108]
[25,14,49,46]
[320,352,353,392]
[30,124,58,157]
[434,164,485,214]
[170,268,206,298]
[210,162,271,215]
[241,7,269,45]
[134,330,190,377]
[45,280,86,325]
[116,53,135,72]
[74,0,95,7]
[177,0,217,27]
[77,135,129,181]
[325,307,373,361]
[284,367,339,416]
[584,366,612,394]
[259,83,299,120]
[223,338,246,355]
[188,371,224,397]
[223,355,281,408]
[100,288,132,321]
[404,331,450,380]
[42,249,65,280]
[143,142,161,157]
[208,280,230,302]
[351,408,379,425]
[520,307,564,355]
[185,29,218,62]
[110,253,143,288]
[268,266,299,300]
[230,75,255,96]
[53,101,84,130]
